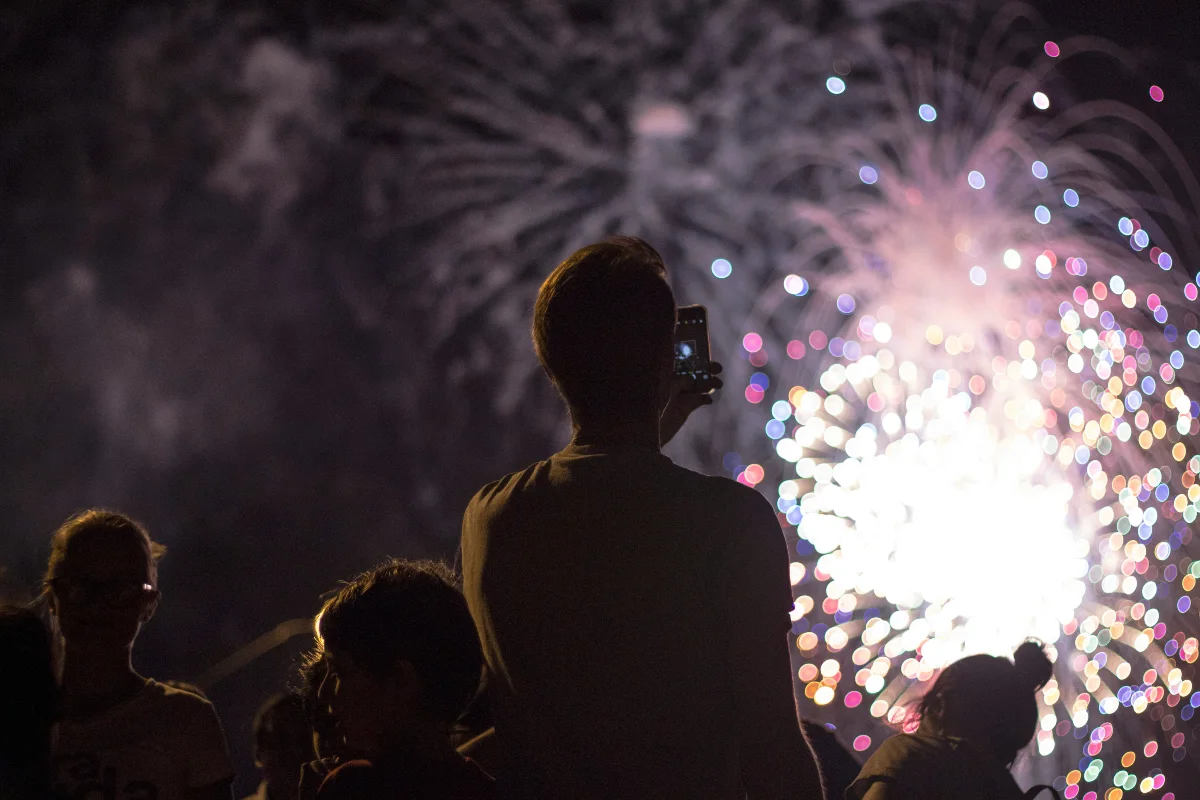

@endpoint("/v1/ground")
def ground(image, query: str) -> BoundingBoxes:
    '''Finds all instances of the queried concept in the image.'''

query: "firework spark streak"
[322,1,1199,794]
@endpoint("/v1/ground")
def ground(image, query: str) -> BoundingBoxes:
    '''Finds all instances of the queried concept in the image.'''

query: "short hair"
[532,236,676,417]
[918,641,1053,763]
[43,509,167,588]
[314,559,482,724]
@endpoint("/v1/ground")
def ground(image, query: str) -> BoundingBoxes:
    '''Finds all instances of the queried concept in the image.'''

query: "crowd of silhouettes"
[2,237,1059,800]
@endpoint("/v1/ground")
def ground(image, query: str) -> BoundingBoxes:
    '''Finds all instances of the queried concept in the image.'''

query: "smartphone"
[674,304,714,394]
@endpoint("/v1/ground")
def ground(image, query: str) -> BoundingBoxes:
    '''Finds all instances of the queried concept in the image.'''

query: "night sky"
[2,0,1198,792]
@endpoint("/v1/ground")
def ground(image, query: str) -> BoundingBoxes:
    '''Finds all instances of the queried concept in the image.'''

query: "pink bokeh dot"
[852,735,871,752]
[786,340,806,359]
[1150,85,1165,102]
[1044,41,1060,58]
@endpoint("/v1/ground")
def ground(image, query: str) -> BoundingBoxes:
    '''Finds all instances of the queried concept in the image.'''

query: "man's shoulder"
[465,458,551,517]
[465,453,766,504]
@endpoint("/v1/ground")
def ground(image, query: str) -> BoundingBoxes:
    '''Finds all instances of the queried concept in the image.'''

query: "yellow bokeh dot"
[1139,431,1153,450]
[1173,443,1187,461]
[926,325,944,346]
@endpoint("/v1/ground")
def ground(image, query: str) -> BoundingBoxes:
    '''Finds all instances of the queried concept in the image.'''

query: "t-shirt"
[315,756,495,800]
[461,442,802,800]
[845,732,1024,800]
[52,679,234,800]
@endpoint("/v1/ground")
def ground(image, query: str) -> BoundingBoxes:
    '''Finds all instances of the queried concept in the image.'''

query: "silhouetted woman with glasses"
[44,510,235,800]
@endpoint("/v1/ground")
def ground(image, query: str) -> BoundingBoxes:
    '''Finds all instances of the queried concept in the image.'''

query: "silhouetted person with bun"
[44,510,235,800]
[461,236,821,800]
[0,605,58,800]
[847,641,1056,800]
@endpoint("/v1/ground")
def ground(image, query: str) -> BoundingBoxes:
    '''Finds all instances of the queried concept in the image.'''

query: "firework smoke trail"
[322,0,1200,793]
[320,0,848,446]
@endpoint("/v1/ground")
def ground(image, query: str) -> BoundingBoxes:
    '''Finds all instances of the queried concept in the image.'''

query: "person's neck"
[571,414,661,451]
[60,645,144,715]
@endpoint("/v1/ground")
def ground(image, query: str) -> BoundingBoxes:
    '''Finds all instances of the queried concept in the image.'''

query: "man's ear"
[141,590,161,624]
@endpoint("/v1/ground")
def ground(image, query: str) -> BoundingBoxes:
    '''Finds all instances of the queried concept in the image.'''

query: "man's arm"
[721,493,823,800]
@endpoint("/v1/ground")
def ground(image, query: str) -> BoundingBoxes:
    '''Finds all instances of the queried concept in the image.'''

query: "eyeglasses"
[49,577,155,608]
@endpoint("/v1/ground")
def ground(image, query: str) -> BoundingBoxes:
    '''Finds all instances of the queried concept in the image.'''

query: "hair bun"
[1013,640,1053,691]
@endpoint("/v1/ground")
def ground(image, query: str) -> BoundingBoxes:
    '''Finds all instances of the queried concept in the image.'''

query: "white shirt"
[53,679,234,800]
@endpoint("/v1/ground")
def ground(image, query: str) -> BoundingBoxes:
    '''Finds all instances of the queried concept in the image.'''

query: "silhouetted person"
[243,694,313,800]
[44,510,235,800]
[309,559,494,800]
[460,236,822,800]
[0,605,58,800]
[799,720,861,800]
[847,641,1055,800]
[297,655,345,800]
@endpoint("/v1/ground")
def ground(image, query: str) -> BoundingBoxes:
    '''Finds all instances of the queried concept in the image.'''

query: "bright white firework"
[789,356,1088,675]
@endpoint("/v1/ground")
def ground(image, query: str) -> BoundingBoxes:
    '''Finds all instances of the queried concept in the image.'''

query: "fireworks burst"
[728,7,1200,795]
[324,0,1199,794]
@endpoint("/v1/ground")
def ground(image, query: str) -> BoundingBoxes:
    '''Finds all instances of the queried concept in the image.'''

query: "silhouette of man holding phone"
[461,236,822,800]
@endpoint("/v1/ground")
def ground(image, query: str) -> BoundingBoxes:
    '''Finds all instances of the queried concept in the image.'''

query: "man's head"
[533,236,677,424]
[313,560,482,757]
[252,693,312,797]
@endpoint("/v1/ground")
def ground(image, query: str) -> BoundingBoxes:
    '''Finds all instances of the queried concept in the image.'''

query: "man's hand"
[660,362,723,446]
